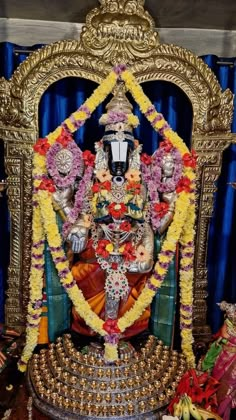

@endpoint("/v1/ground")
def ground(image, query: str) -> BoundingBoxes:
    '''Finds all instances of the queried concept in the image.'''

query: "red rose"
[102,181,112,191]
[103,319,121,334]
[83,150,95,167]
[33,138,50,155]
[119,221,132,232]
[108,202,127,219]
[56,129,72,148]
[38,178,56,193]
[153,202,169,218]
[122,242,136,262]
[182,150,197,168]
[159,139,173,152]
[92,181,111,193]
[141,153,152,165]
[96,239,111,258]
[92,182,100,193]
[176,177,191,193]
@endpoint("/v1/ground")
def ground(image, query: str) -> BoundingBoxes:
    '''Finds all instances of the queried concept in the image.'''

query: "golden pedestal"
[28,334,186,419]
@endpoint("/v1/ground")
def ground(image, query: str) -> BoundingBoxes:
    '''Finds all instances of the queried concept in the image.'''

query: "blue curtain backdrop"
[0,42,235,333]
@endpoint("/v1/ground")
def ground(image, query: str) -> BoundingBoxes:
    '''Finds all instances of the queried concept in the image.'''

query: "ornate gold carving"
[191,133,234,339]
[80,0,159,64]
[0,77,35,129]
[0,1,234,345]
[132,47,233,134]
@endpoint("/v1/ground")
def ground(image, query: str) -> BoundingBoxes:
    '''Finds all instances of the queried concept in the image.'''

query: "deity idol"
[20,71,196,417]
[50,83,177,345]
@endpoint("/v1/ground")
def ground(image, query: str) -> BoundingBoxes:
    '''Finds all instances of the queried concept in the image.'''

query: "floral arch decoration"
[19,66,196,371]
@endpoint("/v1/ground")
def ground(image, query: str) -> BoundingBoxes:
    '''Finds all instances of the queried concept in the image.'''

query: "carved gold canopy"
[0,0,235,341]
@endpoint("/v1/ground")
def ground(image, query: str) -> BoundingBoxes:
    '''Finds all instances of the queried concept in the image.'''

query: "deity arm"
[52,185,74,221]
[157,191,176,235]
[128,222,154,273]
[52,185,90,253]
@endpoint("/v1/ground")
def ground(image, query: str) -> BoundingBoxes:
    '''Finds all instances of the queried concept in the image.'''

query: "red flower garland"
[103,319,121,334]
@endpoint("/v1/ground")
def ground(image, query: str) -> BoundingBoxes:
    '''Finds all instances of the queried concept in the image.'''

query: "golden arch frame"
[0,0,235,342]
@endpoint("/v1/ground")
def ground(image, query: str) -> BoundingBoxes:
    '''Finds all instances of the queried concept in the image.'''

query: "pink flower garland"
[141,146,183,231]
[62,166,93,238]
[152,146,183,193]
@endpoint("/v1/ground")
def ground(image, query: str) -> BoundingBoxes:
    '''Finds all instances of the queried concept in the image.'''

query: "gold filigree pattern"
[80,0,159,64]
[0,0,235,344]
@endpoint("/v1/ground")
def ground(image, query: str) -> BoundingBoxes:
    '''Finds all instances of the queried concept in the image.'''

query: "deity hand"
[128,259,153,273]
[67,225,89,253]
[52,185,74,217]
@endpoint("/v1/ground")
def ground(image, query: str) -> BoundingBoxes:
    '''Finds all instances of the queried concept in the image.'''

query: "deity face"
[162,154,174,178]
[103,139,134,176]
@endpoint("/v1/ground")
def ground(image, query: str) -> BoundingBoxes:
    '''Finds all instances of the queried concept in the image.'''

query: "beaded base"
[27,334,186,419]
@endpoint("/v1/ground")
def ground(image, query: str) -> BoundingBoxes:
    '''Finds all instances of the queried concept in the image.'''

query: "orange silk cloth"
[71,245,150,338]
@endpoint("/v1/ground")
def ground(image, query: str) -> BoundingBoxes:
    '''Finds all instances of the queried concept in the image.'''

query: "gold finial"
[99,81,139,129]
[106,82,133,114]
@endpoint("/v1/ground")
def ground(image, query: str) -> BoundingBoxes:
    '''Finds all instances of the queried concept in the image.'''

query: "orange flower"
[135,245,150,262]
[126,182,141,195]
[176,177,191,193]
[83,150,95,167]
[33,138,50,155]
[108,202,127,219]
[153,202,170,218]
[96,169,112,183]
[125,169,141,183]
[38,178,56,193]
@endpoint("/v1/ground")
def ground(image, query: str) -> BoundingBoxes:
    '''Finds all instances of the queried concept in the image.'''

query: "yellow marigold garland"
[19,67,196,371]
[18,203,45,371]
[121,69,196,366]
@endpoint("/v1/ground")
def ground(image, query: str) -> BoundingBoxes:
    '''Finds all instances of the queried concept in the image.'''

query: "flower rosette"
[46,136,83,188]
[108,202,127,219]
